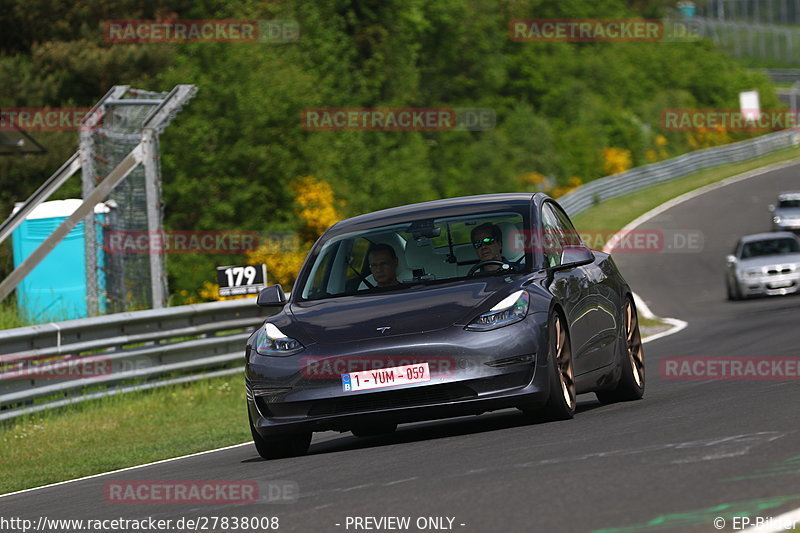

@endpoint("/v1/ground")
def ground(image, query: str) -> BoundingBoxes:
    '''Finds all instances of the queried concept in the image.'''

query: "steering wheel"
[467,260,511,276]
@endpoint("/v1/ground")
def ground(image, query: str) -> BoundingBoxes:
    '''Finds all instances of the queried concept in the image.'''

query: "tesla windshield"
[299,211,528,300]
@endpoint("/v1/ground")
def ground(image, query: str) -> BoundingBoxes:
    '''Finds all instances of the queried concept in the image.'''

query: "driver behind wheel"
[471,222,508,272]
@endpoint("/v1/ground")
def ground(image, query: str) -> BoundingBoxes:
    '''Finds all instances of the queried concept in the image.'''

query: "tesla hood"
[286,279,515,345]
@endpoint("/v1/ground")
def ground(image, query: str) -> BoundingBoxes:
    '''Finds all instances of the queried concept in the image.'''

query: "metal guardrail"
[2,130,798,421]
[559,130,800,217]
[760,69,800,84]
[0,298,276,421]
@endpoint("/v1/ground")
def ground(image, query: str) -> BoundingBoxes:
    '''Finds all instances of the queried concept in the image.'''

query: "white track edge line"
[0,441,252,499]
[624,157,800,532]
[5,159,799,499]
[605,158,800,343]
[604,159,800,251]
[745,506,800,533]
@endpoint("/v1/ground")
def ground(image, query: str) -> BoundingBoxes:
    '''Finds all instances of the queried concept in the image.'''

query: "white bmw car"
[726,232,800,300]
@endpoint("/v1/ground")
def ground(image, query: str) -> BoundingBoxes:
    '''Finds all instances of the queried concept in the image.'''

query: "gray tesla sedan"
[245,193,645,458]
[726,232,800,300]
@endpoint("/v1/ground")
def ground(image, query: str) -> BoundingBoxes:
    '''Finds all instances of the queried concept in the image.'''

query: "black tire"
[523,311,576,421]
[596,297,645,404]
[351,422,398,438]
[249,411,311,459]
[726,278,742,301]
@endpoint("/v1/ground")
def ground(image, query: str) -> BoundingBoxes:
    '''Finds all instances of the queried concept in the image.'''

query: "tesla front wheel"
[249,411,311,459]
[526,311,576,421]
[596,297,645,404]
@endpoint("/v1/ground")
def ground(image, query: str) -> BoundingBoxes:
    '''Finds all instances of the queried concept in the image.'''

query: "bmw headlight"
[466,290,529,331]
[254,323,304,356]
[740,269,762,279]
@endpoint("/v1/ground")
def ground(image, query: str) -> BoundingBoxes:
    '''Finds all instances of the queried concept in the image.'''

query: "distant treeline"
[0,0,780,300]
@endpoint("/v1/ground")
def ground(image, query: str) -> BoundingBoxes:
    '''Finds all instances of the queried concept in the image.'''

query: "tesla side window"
[541,203,584,268]
[549,204,583,248]
[541,204,565,267]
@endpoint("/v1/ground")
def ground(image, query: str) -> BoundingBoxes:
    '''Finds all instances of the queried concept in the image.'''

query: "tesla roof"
[327,193,540,235]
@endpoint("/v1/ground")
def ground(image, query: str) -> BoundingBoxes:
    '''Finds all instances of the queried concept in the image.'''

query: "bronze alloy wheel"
[596,297,645,404]
[625,299,645,389]
[553,313,576,411]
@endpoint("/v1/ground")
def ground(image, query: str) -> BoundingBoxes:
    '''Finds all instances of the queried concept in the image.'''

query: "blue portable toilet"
[12,199,108,322]
[677,1,696,17]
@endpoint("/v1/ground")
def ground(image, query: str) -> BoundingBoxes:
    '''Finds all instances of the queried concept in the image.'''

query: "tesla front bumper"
[246,316,551,435]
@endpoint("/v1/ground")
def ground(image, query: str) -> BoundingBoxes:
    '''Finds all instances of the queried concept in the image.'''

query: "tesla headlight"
[466,290,529,331]
[254,323,304,356]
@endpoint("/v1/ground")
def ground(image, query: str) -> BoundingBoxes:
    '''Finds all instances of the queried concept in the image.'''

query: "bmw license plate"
[768,280,793,289]
[342,362,430,392]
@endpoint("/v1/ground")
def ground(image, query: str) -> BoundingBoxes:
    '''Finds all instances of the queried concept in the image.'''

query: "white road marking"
[0,441,252,499]
[383,477,418,486]
[602,159,800,344]
[634,292,688,344]
[745,506,800,533]
[7,160,798,500]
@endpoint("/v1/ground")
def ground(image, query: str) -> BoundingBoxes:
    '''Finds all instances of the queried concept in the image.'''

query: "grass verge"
[0,375,248,495]
[1,142,798,495]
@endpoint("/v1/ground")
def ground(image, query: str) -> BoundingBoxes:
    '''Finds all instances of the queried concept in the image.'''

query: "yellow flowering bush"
[245,239,308,290]
[550,176,583,198]
[645,135,670,163]
[516,172,582,199]
[190,175,344,302]
[244,175,343,292]
[517,171,551,191]
[688,125,730,150]
[602,147,633,176]
[290,176,344,243]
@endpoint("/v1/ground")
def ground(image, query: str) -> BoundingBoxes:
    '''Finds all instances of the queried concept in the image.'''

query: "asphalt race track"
[3,161,800,533]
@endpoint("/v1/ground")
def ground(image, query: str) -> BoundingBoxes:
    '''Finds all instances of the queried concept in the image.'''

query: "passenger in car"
[367,243,400,286]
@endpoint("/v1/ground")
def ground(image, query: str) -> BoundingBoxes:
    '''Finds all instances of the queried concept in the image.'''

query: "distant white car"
[726,232,800,300]
[769,191,800,232]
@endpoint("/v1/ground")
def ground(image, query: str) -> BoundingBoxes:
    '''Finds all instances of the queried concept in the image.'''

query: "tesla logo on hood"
[376,327,391,334]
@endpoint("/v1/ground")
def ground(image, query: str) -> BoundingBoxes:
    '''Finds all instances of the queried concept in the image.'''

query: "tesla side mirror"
[558,245,595,268]
[256,284,287,307]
